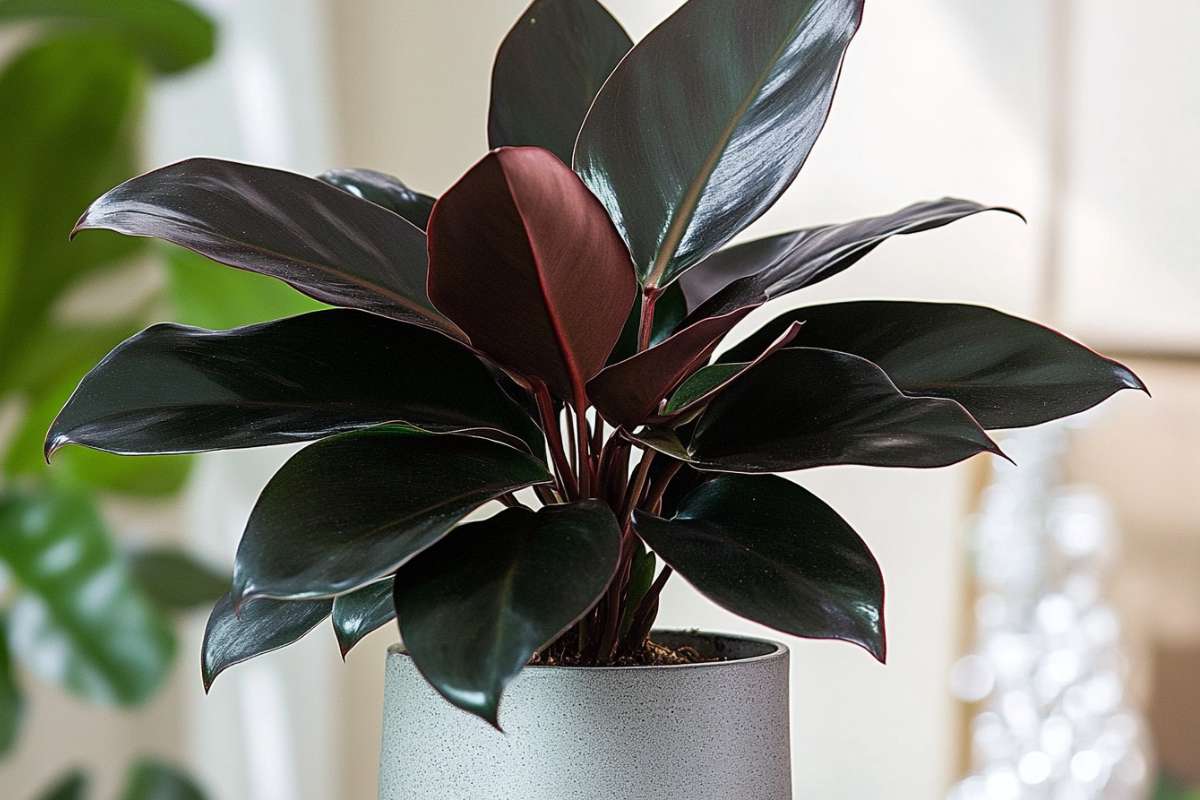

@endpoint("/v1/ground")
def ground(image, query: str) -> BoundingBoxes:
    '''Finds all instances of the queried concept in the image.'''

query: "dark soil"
[529,636,721,668]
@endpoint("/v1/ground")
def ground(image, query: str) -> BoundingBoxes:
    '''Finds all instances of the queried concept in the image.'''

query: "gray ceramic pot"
[378,630,791,799]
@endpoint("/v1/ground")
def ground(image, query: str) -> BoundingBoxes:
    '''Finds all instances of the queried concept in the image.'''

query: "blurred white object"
[948,425,1151,800]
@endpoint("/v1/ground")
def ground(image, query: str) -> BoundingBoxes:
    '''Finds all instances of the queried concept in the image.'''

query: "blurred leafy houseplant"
[49,0,1144,729]
[0,0,276,796]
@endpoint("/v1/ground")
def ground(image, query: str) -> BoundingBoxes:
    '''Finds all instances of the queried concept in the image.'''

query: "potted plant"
[44,0,1144,797]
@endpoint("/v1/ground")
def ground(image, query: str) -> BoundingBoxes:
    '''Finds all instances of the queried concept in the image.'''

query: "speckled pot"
[377,630,791,799]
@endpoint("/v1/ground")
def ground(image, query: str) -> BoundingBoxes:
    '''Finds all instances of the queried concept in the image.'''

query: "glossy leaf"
[202,592,330,690]
[722,301,1147,428]
[47,309,543,459]
[35,770,89,800]
[331,578,394,657]
[120,758,208,800]
[129,548,229,613]
[588,306,754,428]
[0,612,22,756]
[575,0,863,287]
[0,489,174,705]
[318,168,435,230]
[634,348,1003,472]
[0,35,143,366]
[684,199,1022,318]
[634,474,885,660]
[0,0,215,74]
[165,245,324,329]
[488,0,632,164]
[72,158,463,337]
[232,427,552,602]
[428,147,636,399]
[395,501,621,725]
[658,321,802,421]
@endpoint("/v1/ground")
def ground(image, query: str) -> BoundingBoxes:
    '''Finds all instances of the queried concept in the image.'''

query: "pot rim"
[386,628,788,673]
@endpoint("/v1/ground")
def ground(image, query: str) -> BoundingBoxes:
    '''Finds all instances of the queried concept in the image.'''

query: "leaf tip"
[43,431,67,464]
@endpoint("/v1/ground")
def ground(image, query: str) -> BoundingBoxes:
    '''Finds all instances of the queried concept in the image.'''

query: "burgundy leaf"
[427,147,636,400]
[587,306,754,429]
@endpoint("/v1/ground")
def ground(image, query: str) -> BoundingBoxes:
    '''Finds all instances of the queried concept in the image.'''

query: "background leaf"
[395,501,621,725]
[635,473,885,660]
[0,612,24,756]
[201,593,329,690]
[128,548,229,613]
[231,427,551,602]
[34,769,89,800]
[119,757,208,800]
[164,245,323,329]
[428,147,636,400]
[488,0,632,165]
[575,0,863,287]
[0,0,215,74]
[721,301,1146,428]
[0,488,175,705]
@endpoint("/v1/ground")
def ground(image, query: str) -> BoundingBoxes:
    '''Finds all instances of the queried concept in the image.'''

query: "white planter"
[378,631,792,799]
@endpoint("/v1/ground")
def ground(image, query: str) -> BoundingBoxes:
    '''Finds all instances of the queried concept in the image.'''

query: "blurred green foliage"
[0,0,305,796]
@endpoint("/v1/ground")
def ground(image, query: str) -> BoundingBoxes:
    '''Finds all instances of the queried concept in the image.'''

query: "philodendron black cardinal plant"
[45,0,1144,727]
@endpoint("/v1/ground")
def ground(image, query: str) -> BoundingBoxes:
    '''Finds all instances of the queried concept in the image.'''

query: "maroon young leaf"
[427,147,636,400]
[685,199,1022,319]
[73,158,462,338]
[587,306,754,429]
[574,0,864,288]
[634,474,885,661]
[720,301,1147,429]
[488,0,632,165]
[633,348,1004,472]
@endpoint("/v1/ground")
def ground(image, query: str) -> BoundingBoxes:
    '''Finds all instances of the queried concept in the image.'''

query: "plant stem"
[532,382,578,499]
[621,448,655,528]
[642,461,682,515]
[637,287,661,352]
[571,384,593,496]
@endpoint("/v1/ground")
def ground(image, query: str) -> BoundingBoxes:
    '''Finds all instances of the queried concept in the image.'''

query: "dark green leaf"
[47,310,543,459]
[488,0,632,165]
[72,158,463,338]
[0,489,174,705]
[635,474,885,660]
[635,348,1003,472]
[0,0,215,74]
[396,501,621,725]
[588,306,754,429]
[129,548,229,612]
[0,34,143,364]
[574,0,863,287]
[202,592,330,690]
[318,168,435,230]
[120,758,208,800]
[428,147,636,400]
[232,427,552,602]
[34,769,89,800]
[331,578,394,657]
[723,301,1147,428]
[0,612,23,756]
[682,199,1022,317]
[165,245,324,329]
